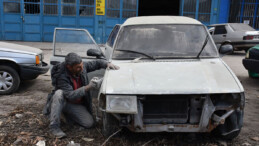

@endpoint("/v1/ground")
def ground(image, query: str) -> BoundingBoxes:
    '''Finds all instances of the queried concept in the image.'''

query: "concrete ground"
[0,41,258,145]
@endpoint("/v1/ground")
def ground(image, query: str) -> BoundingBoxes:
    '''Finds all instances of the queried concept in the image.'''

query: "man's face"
[67,62,83,76]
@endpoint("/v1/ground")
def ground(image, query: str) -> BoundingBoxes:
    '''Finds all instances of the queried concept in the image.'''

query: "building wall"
[218,0,231,23]
[0,0,138,43]
[228,0,259,29]
[180,0,221,26]
[3,0,257,42]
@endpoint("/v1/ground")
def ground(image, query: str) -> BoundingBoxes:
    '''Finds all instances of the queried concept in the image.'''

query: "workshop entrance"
[138,0,180,16]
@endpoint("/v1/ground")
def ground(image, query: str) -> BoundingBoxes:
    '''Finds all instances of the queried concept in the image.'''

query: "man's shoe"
[50,127,67,138]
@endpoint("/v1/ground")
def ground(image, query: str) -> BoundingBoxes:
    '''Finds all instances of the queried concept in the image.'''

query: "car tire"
[248,49,259,60]
[212,109,243,140]
[220,130,241,140]
[243,59,259,73]
[221,43,234,54]
[0,65,20,95]
[102,111,119,138]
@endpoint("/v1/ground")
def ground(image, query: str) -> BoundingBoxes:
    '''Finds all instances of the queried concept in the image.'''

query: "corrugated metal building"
[0,0,257,43]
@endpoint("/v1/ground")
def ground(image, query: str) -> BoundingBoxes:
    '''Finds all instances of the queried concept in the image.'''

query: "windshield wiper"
[197,34,209,58]
[116,49,156,60]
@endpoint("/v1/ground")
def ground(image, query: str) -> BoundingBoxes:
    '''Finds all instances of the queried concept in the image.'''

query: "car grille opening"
[140,95,204,124]
[142,95,191,124]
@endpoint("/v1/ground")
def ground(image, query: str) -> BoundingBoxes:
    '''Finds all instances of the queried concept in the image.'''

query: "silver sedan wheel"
[0,71,13,91]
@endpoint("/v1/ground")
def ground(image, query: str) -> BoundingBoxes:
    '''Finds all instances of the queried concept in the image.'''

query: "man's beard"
[74,71,82,77]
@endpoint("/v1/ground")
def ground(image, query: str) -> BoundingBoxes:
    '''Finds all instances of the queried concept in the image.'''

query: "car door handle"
[223,34,226,37]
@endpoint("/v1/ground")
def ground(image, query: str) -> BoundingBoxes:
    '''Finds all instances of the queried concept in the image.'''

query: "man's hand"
[107,63,120,70]
[86,77,103,90]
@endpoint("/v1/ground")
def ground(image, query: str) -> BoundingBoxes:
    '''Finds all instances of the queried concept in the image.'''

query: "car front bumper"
[19,62,50,80]
[102,94,245,134]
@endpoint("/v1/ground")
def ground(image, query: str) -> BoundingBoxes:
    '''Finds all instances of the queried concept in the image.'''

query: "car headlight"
[106,95,137,114]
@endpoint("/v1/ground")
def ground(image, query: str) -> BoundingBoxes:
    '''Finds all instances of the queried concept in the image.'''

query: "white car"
[209,23,259,52]
[50,16,245,140]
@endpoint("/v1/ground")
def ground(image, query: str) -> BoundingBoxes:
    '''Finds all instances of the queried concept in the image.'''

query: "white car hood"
[0,42,42,55]
[103,59,243,94]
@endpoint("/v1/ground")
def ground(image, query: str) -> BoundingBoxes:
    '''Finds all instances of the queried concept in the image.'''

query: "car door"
[212,25,227,46]
[50,28,106,98]
[104,24,121,61]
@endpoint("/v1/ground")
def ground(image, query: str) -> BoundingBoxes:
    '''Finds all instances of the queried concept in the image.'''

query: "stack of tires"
[242,45,259,78]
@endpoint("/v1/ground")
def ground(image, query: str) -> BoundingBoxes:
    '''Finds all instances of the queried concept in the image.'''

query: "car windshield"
[112,24,218,59]
[229,23,255,31]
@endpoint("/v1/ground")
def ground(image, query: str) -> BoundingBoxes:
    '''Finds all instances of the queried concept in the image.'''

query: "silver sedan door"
[212,25,227,46]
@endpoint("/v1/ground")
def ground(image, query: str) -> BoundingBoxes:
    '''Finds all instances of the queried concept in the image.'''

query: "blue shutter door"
[2,0,23,40]
[180,0,220,25]
[23,0,42,41]
[42,0,59,42]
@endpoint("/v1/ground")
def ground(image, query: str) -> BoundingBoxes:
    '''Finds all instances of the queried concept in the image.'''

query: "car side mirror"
[87,49,105,59]
[219,44,233,57]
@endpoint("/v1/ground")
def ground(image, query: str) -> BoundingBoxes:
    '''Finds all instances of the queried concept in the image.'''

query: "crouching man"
[43,53,119,138]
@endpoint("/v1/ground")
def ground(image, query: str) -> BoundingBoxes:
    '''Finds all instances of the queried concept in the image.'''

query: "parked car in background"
[209,23,259,52]
[243,45,259,78]
[0,42,49,95]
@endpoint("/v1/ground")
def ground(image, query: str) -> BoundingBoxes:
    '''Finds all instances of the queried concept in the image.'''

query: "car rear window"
[229,23,255,31]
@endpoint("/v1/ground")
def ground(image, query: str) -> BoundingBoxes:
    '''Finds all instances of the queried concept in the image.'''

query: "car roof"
[208,23,246,27]
[122,16,202,26]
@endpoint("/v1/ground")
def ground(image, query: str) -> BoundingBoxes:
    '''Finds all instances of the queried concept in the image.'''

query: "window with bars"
[44,0,58,15]
[107,0,120,18]
[62,0,76,16]
[229,0,259,29]
[79,0,94,16]
[24,0,40,14]
[198,0,211,22]
[183,0,212,23]
[229,0,242,23]
[183,0,196,19]
[3,0,20,13]
[122,0,137,18]
[62,0,76,4]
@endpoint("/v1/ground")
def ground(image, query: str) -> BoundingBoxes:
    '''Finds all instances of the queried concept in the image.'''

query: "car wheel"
[248,49,259,60]
[0,65,20,95]
[220,130,241,140]
[221,43,234,54]
[102,111,119,137]
[243,59,259,73]
[212,109,243,140]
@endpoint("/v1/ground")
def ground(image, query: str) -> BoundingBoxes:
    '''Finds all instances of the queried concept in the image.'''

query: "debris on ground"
[242,142,251,146]
[67,141,80,146]
[36,140,46,146]
[15,114,23,118]
[250,136,259,141]
[217,140,227,146]
[82,137,94,142]
[13,138,22,145]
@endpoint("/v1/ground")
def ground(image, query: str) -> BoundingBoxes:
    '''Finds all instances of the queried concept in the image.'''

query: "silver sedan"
[209,23,259,52]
